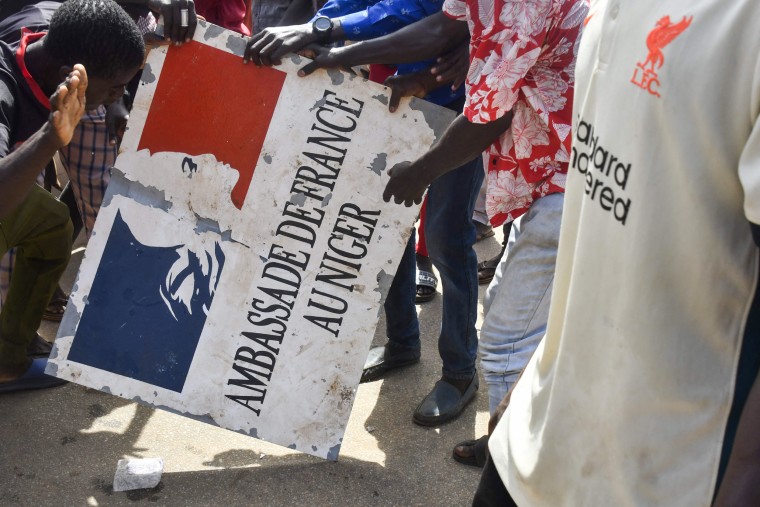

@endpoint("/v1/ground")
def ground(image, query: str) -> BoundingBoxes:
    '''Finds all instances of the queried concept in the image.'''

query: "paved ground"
[0,219,504,507]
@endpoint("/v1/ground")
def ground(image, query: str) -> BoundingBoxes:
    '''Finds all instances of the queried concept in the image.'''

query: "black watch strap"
[312,16,333,43]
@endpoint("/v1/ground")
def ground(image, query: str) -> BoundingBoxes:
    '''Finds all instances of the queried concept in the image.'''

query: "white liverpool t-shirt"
[489,0,760,505]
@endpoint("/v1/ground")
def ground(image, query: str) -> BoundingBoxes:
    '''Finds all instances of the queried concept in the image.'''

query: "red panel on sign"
[138,43,286,209]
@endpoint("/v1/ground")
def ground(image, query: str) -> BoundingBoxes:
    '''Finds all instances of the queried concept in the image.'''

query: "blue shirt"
[314,0,463,106]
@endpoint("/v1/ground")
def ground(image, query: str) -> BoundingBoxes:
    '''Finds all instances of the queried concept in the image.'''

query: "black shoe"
[360,344,421,383]
[413,375,478,426]
[478,245,506,286]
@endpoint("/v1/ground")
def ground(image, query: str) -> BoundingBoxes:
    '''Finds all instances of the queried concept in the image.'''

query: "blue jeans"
[479,193,563,413]
[383,155,485,380]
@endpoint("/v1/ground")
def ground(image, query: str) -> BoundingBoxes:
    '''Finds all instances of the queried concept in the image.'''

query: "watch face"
[314,16,331,31]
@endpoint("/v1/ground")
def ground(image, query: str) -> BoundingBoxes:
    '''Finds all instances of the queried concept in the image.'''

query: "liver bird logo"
[642,15,693,72]
[631,14,693,98]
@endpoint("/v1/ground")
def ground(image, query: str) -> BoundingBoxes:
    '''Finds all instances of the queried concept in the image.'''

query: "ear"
[57,65,73,81]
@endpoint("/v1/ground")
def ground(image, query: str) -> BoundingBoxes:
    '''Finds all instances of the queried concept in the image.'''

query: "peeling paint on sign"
[141,64,156,84]
[368,153,387,175]
[47,22,455,461]
[202,22,225,40]
[225,34,246,55]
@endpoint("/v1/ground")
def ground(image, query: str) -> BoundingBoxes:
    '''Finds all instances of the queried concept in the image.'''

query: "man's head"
[44,0,145,108]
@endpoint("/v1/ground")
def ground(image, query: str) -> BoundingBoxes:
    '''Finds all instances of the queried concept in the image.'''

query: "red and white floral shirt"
[443,0,588,226]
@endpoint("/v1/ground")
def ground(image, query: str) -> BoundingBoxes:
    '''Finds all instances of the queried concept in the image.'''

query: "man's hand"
[384,73,430,113]
[149,0,197,45]
[106,98,130,147]
[244,24,316,66]
[382,161,430,207]
[431,42,469,91]
[297,44,347,76]
[49,64,88,148]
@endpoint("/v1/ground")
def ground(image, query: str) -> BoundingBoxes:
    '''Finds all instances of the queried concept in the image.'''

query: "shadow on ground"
[0,231,501,506]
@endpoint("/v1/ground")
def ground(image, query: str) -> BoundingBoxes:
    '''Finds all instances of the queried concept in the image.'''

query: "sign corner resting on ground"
[48,20,455,460]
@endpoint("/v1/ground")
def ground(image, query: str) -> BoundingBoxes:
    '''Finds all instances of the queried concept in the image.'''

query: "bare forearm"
[416,112,513,183]
[0,124,60,218]
[334,12,468,67]
[382,112,510,206]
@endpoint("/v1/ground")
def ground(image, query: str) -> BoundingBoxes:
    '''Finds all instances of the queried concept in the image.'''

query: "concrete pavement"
[0,225,504,506]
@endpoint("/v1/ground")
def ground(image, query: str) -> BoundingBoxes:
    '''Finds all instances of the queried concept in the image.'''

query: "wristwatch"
[312,16,333,43]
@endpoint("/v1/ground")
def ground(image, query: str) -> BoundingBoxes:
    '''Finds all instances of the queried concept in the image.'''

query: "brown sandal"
[452,434,489,467]
[478,249,504,285]
[42,286,68,322]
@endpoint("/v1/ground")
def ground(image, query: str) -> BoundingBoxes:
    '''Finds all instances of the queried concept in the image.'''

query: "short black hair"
[45,0,145,79]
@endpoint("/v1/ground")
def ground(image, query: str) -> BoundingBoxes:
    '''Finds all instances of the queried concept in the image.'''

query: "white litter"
[113,457,164,492]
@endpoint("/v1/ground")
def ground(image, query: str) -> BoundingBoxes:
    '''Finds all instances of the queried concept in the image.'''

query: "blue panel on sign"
[69,210,225,392]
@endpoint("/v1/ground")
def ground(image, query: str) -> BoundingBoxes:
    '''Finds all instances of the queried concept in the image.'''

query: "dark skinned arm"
[713,222,760,506]
[245,4,466,67]
[382,112,513,206]
[382,41,470,113]
[243,20,347,66]
[0,66,87,218]
[298,12,468,75]
[430,41,469,90]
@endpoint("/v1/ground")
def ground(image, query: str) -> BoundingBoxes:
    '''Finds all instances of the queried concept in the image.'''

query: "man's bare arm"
[0,66,87,218]
[297,12,468,74]
[382,112,513,206]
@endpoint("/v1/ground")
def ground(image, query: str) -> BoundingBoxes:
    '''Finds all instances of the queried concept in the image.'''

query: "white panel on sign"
[48,21,455,460]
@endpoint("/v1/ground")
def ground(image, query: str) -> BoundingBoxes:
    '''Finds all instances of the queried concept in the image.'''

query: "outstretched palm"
[49,64,87,147]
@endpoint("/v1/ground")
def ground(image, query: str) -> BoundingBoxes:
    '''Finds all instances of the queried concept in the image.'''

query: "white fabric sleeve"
[739,53,760,224]
[443,0,467,21]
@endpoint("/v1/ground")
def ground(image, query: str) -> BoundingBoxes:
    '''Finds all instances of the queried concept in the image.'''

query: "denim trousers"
[480,193,563,412]
[0,185,72,369]
[383,154,485,380]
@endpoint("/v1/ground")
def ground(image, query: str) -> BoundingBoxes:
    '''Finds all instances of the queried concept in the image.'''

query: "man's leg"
[412,155,484,425]
[427,155,484,379]
[471,456,518,507]
[480,193,563,412]
[361,231,421,382]
[0,173,46,308]
[0,185,72,379]
[0,249,13,308]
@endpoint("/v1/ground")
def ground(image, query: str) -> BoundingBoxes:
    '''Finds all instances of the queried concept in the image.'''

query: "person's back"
[483,0,760,505]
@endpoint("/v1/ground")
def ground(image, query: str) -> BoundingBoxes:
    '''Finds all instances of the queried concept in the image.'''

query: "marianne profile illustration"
[69,210,226,392]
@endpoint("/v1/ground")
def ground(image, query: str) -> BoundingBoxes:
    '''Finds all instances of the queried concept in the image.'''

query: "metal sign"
[48,21,453,460]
